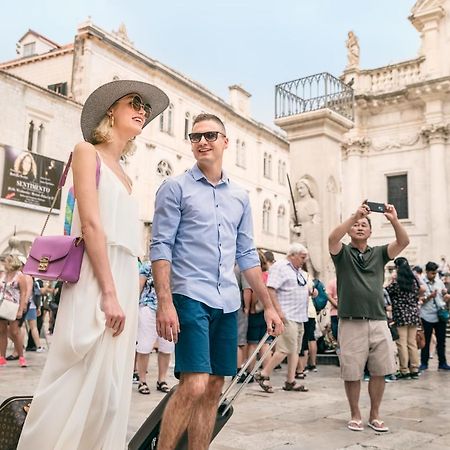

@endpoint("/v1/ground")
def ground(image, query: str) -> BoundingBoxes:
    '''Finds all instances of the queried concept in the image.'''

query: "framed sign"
[0,145,64,212]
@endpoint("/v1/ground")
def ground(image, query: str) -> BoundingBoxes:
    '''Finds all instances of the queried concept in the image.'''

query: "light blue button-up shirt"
[150,164,260,313]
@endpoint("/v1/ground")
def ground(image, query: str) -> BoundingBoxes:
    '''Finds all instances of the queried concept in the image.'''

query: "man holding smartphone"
[328,201,409,433]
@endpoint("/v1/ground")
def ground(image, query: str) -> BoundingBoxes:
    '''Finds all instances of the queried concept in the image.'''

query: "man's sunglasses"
[297,272,307,287]
[188,131,226,143]
[127,95,152,119]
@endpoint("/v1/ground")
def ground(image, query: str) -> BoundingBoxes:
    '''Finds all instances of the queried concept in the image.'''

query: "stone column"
[275,109,353,281]
[421,123,449,260]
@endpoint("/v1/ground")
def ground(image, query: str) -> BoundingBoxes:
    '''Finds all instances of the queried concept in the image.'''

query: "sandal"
[347,419,364,431]
[156,381,170,393]
[368,419,389,432]
[295,371,306,380]
[282,381,309,392]
[254,371,274,393]
[138,382,150,395]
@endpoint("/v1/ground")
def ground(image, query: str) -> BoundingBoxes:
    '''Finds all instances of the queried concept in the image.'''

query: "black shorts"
[300,317,316,354]
[247,312,266,344]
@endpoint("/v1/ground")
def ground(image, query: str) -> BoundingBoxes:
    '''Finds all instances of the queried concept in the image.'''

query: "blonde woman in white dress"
[18,80,169,450]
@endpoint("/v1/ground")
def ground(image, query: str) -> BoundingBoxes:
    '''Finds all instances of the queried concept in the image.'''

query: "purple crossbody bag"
[23,153,100,283]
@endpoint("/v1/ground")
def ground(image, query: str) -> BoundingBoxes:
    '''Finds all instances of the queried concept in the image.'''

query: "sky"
[1,0,421,127]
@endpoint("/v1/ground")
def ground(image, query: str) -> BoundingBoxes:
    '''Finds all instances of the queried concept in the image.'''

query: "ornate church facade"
[276,0,450,279]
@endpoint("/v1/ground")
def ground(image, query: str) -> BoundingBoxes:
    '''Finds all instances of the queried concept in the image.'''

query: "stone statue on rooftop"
[346,31,360,68]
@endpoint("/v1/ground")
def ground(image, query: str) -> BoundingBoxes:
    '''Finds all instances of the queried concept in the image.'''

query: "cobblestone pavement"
[1,345,449,450]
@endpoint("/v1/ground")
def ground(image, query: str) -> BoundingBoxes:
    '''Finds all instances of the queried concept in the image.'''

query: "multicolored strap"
[63,153,101,236]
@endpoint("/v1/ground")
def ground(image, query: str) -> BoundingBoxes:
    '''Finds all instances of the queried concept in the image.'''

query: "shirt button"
[218,223,221,227]
[216,204,219,207]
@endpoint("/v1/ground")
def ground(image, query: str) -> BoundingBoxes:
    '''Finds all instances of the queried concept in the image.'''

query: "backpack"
[312,279,328,312]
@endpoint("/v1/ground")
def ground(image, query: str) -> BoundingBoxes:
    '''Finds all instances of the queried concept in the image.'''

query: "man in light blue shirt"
[151,113,283,450]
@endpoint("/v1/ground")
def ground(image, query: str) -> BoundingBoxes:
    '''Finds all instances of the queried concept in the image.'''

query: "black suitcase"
[128,333,277,450]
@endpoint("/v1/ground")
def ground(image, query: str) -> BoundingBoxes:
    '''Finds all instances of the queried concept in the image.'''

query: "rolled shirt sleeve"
[150,178,182,263]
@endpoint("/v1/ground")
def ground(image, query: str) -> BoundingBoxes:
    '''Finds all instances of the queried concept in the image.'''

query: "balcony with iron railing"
[275,72,354,121]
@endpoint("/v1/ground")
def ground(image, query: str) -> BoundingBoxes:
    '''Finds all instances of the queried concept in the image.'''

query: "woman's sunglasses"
[128,95,152,119]
[188,131,226,143]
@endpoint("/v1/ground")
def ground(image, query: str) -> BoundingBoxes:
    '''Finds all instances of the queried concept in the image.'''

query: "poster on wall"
[0,145,64,212]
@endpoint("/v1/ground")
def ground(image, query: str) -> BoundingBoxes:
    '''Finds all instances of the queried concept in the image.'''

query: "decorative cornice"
[420,123,449,143]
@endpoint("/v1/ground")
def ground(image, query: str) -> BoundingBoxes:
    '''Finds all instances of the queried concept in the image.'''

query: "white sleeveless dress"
[18,156,141,450]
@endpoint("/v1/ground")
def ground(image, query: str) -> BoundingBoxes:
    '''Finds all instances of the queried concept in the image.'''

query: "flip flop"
[368,419,389,432]
[347,419,364,431]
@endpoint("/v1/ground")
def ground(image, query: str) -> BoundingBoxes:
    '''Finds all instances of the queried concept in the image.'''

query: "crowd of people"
[0,78,449,449]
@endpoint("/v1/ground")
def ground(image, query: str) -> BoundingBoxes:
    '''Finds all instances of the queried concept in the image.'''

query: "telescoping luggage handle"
[219,332,278,416]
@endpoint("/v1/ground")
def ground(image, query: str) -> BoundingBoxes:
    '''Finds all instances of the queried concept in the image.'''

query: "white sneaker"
[36,347,45,353]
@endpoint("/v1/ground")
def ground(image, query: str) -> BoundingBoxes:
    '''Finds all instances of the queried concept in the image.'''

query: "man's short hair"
[263,251,275,263]
[192,113,226,134]
[287,243,308,256]
[425,261,438,272]
[413,265,423,274]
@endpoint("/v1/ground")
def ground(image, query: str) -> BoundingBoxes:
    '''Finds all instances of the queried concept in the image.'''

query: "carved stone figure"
[290,178,322,278]
[346,31,360,68]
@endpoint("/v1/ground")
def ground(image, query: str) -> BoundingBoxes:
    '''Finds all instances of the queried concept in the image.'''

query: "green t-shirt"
[331,243,391,320]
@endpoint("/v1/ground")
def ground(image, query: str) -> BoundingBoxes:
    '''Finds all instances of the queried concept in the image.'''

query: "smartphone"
[365,201,386,213]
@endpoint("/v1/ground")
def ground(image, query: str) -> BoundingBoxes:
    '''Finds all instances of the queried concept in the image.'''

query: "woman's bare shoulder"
[73,142,97,159]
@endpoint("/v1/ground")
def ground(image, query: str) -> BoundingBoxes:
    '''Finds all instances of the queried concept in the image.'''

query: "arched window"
[37,124,44,153]
[268,155,272,178]
[159,112,164,132]
[262,199,272,233]
[184,112,190,140]
[167,104,174,135]
[277,205,286,236]
[156,160,173,178]
[27,120,34,151]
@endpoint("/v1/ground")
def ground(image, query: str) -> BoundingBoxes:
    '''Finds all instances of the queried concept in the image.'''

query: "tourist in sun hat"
[18,80,169,450]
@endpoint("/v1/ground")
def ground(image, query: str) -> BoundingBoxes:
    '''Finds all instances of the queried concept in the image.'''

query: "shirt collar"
[349,243,372,255]
[190,163,229,185]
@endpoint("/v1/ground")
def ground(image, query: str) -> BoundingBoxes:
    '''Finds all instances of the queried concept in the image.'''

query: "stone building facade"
[0,22,290,259]
[275,0,450,279]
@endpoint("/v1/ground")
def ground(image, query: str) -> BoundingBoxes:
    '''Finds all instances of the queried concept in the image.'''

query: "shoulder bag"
[23,153,100,283]
[434,299,449,323]
[0,281,20,321]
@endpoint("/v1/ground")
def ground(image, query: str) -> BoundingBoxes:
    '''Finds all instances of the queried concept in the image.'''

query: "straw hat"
[80,80,169,143]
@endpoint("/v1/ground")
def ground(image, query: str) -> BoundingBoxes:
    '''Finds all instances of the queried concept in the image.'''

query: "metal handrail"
[275,72,354,121]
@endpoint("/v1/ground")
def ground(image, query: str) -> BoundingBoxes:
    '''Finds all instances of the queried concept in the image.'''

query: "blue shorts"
[25,308,37,321]
[173,294,237,378]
